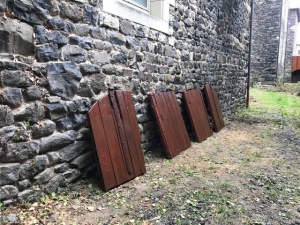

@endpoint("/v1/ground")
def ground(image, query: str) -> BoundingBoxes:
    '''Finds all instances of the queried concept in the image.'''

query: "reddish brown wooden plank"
[156,92,178,158]
[170,92,191,149]
[197,91,214,138]
[109,91,135,180]
[160,92,182,156]
[149,92,190,159]
[149,94,173,158]
[166,92,188,154]
[204,84,224,132]
[183,90,202,142]
[122,91,147,174]
[115,91,143,176]
[183,90,212,142]
[190,90,206,141]
[292,56,300,73]
[98,96,129,185]
[212,88,225,128]
[88,101,117,190]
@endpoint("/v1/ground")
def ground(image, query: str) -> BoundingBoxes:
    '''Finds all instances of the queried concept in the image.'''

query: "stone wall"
[0,0,250,202]
[251,0,282,84]
[285,9,298,82]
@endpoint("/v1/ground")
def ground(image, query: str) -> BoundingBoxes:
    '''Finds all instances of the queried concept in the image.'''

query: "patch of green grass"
[238,86,300,128]
[250,88,300,117]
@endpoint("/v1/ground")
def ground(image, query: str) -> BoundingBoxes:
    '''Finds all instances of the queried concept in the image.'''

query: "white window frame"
[102,0,175,34]
[123,0,150,12]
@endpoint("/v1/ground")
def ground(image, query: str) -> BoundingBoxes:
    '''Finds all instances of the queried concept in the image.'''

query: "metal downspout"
[246,0,254,108]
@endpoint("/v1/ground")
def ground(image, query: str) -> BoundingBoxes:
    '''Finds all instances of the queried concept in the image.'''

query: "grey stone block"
[18,179,31,191]
[83,4,99,26]
[0,70,34,87]
[47,62,82,100]
[1,88,23,106]
[126,36,141,51]
[17,189,42,202]
[34,155,50,172]
[36,44,59,62]
[24,86,43,101]
[59,141,91,162]
[46,31,68,45]
[41,174,63,194]
[0,185,18,200]
[19,159,35,180]
[47,151,61,165]
[90,27,106,40]
[31,119,56,139]
[119,20,133,35]
[107,30,126,45]
[14,101,44,123]
[55,114,87,132]
[39,133,74,153]
[63,168,81,183]
[0,126,15,144]
[93,40,112,52]
[79,63,100,74]
[69,36,94,50]
[89,51,110,65]
[0,163,20,186]
[45,101,68,120]
[74,24,90,36]
[3,141,39,162]
[59,1,83,22]
[70,151,94,169]
[33,167,55,184]
[0,18,34,55]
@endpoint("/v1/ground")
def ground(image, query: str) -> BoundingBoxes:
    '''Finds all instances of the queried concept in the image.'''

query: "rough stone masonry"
[0,0,250,202]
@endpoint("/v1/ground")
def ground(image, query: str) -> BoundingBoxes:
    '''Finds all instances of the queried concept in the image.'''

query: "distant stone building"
[251,0,290,85]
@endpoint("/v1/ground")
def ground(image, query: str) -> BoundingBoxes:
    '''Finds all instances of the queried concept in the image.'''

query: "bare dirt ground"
[2,117,300,225]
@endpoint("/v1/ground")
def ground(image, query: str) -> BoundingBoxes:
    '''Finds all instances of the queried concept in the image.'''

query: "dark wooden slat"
[122,91,147,174]
[159,92,182,156]
[88,101,117,190]
[183,90,212,142]
[149,92,190,159]
[98,96,129,185]
[170,92,191,149]
[89,91,147,191]
[109,91,135,180]
[164,92,185,156]
[155,93,177,158]
[189,90,205,141]
[212,88,225,128]
[204,84,224,132]
[198,90,214,138]
[183,90,201,141]
[115,91,144,176]
[149,94,173,158]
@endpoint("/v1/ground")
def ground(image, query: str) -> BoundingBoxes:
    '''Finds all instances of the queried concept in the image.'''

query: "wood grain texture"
[149,92,191,159]
[88,91,146,191]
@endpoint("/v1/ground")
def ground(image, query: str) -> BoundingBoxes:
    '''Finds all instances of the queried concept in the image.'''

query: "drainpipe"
[246,0,254,108]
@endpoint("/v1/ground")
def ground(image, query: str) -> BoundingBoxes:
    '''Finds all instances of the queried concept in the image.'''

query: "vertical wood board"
[203,84,225,132]
[183,89,213,142]
[149,92,191,159]
[88,91,146,191]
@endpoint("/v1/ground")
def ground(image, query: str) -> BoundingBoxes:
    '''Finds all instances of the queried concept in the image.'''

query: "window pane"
[129,0,147,8]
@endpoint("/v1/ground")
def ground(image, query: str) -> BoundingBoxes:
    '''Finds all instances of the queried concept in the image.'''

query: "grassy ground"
[2,85,300,225]
[238,85,300,129]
